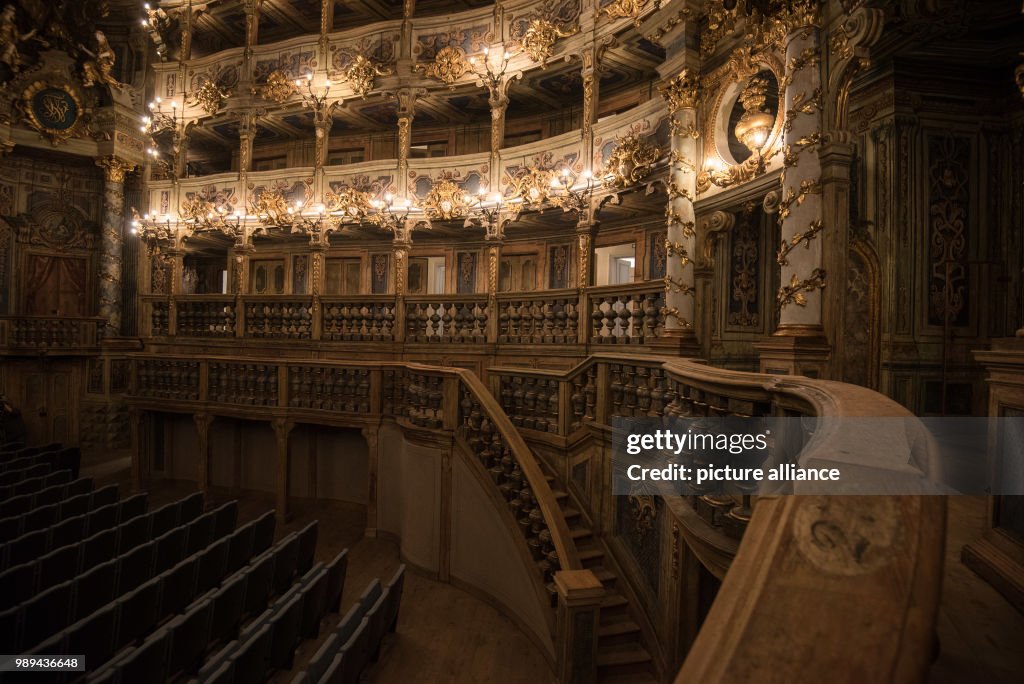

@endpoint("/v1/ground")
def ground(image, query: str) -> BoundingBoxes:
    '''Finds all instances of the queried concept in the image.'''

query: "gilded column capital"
[660,69,702,112]
[95,156,136,184]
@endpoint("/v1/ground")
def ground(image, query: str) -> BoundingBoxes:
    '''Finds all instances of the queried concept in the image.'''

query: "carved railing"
[176,297,236,338]
[243,298,313,340]
[404,297,489,344]
[141,283,680,355]
[587,283,668,345]
[125,355,581,594]
[320,297,397,342]
[488,354,945,683]
[496,370,564,435]
[0,316,105,354]
[496,290,581,345]
[208,361,279,407]
[135,358,200,401]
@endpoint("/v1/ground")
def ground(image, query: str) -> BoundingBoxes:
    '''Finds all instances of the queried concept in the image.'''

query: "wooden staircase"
[545,475,657,683]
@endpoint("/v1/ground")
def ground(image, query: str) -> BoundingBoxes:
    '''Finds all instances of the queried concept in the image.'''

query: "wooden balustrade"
[175,297,236,338]
[0,316,105,354]
[243,298,314,340]
[140,284,676,354]
[587,284,667,345]
[496,291,581,345]
[320,297,397,342]
[404,297,489,344]
[125,354,581,597]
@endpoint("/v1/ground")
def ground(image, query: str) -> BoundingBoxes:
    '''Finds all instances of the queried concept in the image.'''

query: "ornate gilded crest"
[603,134,660,188]
[418,46,470,87]
[419,179,470,221]
[259,70,296,104]
[659,69,702,112]
[600,0,655,27]
[192,79,231,115]
[324,187,374,222]
[340,54,391,98]
[20,81,85,146]
[509,167,559,208]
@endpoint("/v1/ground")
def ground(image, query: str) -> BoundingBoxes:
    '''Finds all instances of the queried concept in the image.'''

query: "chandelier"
[141,96,185,178]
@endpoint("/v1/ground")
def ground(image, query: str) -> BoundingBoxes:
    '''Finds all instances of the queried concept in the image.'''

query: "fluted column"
[659,70,700,352]
[95,156,136,336]
[775,4,825,336]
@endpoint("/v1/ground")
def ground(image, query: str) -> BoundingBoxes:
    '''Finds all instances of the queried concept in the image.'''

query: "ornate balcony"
[0,316,105,356]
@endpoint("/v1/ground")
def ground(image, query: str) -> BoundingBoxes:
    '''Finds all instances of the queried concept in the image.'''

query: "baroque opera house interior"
[1,0,1024,682]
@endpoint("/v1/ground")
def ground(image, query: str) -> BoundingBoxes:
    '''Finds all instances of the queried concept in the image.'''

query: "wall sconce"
[469,45,515,90]
[733,75,773,174]
[295,72,336,112]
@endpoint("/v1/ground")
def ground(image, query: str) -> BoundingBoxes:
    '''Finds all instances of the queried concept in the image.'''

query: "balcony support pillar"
[272,417,294,525]
[194,412,213,493]
[95,157,136,337]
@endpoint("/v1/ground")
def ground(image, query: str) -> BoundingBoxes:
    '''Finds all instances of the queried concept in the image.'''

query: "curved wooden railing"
[125,354,581,582]
[487,353,946,682]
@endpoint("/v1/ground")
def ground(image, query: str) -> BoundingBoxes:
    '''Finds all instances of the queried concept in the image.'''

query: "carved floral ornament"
[418,46,470,87]
[259,70,296,104]
[191,79,231,115]
[600,0,660,28]
[603,134,661,189]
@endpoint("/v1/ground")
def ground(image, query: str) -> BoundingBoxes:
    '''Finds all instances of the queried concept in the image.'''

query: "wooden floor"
[87,456,555,684]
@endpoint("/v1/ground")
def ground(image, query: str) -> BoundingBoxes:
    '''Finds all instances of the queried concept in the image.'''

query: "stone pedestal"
[754,333,831,379]
[965,338,1024,613]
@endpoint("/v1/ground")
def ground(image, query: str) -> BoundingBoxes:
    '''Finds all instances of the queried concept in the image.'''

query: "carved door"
[23,255,88,316]
[22,370,73,444]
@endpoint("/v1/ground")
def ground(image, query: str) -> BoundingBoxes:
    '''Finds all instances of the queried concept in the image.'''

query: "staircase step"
[600,593,629,611]
[599,619,641,639]
[591,566,616,585]
[570,527,593,540]
[552,489,569,501]
[596,644,653,668]
[562,506,581,520]
[578,547,604,563]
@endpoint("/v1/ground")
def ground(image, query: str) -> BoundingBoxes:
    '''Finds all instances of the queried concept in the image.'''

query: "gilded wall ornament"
[600,0,657,28]
[340,54,391,98]
[603,134,660,188]
[660,69,701,112]
[418,45,470,87]
[520,18,575,67]
[420,179,470,221]
[192,80,231,115]
[259,70,296,104]
[509,167,559,207]
[324,187,373,223]
[778,268,826,308]
[20,81,86,146]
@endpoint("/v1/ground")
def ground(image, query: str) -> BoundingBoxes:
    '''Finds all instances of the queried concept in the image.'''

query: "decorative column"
[194,412,213,493]
[318,0,331,58]
[129,408,144,491]
[658,70,701,355]
[395,88,418,197]
[272,417,294,525]
[243,0,262,61]
[95,156,136,337]
[238,111,257,193]
[755,1,831,377]
[554,569,604,684]
[393,231,410,343]
[776,6,825,334]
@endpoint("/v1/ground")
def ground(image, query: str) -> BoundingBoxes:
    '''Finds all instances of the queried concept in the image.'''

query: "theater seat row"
[0,497,232,654]
[0,469,72,508]
[83,514,305,684]
[292,566,405,684]
[0,476,93,519]
[0,484,134,544]
[14,507,274,684]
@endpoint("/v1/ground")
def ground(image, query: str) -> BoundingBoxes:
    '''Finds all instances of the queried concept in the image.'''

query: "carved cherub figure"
[0,4,38,76]
[80,29,123,90]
